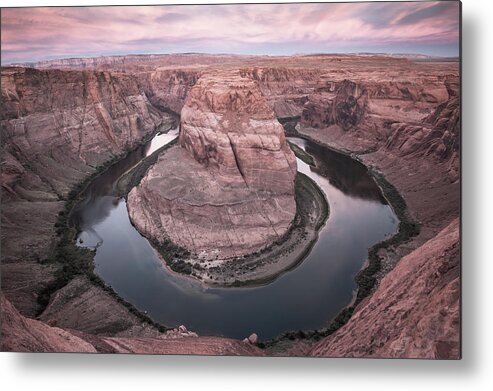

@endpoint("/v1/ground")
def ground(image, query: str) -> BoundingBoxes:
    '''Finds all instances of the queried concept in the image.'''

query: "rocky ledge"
[127,71,305,282]
[1,295,263,355]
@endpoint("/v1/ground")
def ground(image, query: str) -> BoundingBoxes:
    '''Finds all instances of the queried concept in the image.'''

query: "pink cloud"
[0,2,460,64]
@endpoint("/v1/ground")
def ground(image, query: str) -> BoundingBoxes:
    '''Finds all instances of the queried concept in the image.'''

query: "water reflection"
[303,141,386,203]
[71,133,398,340]
[145,127,179,157]
[72,126,179,248]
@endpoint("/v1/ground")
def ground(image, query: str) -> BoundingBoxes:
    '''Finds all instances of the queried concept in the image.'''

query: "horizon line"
[1,50,460,67]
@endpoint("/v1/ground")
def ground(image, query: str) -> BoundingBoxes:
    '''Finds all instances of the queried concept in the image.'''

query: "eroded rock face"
[299,68,459,179]
[384,79,460,180]
[128,72,297,260]
[139,68,200,114]
[1,295,97,353]
[179,72,297,193]
[240,67,322,118]
[1,66,170,315]
[332,80,368,130]
[38,276,161,337]
[301,80,368,130]
[1,67,164,170]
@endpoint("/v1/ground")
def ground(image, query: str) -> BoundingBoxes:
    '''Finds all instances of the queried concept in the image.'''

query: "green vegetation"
[206,172,329,288]
[288,141,315,166]
[36,130,173,332]
[155,238,193,275]
[116,138,178,196]
[354,170,420,303]
[278,116,301,136]
[295,172,328,231]
[263,131,421,349]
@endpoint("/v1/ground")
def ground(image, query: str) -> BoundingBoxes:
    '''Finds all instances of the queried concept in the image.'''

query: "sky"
[1,1,460,64]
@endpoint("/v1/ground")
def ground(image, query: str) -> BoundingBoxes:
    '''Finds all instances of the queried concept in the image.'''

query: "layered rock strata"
[138,68,200,114]
[128,72,297,261]
[179,72,297,193]
[1,66,170,316]
[298,72,460,242]
[301,80,368,130]
[240,67,322,118]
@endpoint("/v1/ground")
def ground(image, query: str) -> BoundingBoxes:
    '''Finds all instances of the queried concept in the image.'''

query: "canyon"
[1,54,460,358]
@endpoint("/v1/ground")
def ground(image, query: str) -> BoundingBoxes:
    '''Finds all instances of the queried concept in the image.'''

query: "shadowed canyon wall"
[1,66,169,317]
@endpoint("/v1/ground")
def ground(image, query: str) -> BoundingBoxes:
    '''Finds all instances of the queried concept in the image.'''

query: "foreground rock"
[38,276,161,337]
[1,295,263,355]
[0,258,57,317]
[1,295,96,353]
[309,218,460,359]
[128,71,297,265]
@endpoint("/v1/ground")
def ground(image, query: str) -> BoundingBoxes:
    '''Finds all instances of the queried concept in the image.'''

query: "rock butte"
[1,54,460,357]
[128,71,297,260]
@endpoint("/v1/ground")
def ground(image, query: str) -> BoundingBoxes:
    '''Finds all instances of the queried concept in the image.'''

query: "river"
[70,128,398,340]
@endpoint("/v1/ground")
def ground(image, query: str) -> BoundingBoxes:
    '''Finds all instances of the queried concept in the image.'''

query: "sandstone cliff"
[299,64,457,159]
[1,67,164,174]
[1,66,170,316]
[298,68,460,251]
[137,68,200,114]
[240,67,322,118]
[128,71,297,263]
[384,77,460,181]
[179,71,297,192]
[300,74,459,180]
[301,80,368,130]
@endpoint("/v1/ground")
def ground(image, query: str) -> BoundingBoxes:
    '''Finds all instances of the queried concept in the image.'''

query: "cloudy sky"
[1,1,460,64]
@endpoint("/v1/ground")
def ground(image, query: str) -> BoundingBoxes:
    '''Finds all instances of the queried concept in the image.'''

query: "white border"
[2,0,492,390]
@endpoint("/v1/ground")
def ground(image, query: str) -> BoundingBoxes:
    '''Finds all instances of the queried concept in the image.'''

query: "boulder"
[248,333,258,345]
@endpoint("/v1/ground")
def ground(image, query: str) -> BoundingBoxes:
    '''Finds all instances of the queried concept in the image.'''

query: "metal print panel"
[0,1,461,359]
